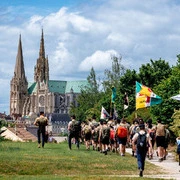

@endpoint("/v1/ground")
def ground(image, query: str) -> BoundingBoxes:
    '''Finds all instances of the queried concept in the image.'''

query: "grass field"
[0,140,165,180]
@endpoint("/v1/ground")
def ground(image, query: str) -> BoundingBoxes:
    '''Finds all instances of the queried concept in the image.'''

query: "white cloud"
[1,0,180,113]
[79,50,119,71]
[50,42,75,76]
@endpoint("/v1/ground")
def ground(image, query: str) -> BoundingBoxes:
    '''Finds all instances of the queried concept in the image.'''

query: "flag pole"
[123,107,124,118]
[110,100,112,117]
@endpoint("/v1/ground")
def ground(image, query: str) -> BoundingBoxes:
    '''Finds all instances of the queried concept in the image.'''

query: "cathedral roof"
[27,80,89,94]
[48,80,66,93]
[65,80,89,93]
[49,80,89,93]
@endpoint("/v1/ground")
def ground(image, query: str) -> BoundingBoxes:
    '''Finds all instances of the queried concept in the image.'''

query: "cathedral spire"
[34,30,49,83]
[10,35,28,116]
[39,29,45,59]
[14,34,26,79]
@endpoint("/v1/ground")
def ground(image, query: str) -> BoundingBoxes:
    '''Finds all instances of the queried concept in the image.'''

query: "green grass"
[0,141,166,179]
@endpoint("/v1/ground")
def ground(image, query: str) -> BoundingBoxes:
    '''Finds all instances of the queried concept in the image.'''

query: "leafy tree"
[102,55,125,91]
[118,69,140,118]
[87,67,99,94]
[150,55,180,124]
[70,67,102,121]
[169,110,180,137]
[139,59,172,88]
[102,55,125,116]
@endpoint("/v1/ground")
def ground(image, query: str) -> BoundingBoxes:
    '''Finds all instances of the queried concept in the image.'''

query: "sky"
[1,0,180,114]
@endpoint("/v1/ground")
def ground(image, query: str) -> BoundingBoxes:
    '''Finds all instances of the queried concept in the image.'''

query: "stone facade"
[10,30,88,117]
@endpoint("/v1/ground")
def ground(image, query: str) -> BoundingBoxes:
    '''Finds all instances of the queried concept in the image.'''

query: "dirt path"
[126,148,180,179]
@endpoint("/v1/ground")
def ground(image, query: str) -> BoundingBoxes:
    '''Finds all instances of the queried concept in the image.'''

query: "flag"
[136,81,162,109]
[124,92,129,110]
[111,86,116,103]
[170,94,180,101]
[100,106,110,119]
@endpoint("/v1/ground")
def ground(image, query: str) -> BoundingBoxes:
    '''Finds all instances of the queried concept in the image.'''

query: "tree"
[150,55,180,124]
[102,55,125,91]
[139,59,171,88]
[169,110,180,137]
[118,69,140,119]
[70,67,102,121]
[101,55,125,116]
[87,67,99,94]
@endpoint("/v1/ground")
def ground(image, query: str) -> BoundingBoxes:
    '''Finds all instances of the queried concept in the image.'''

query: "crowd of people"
[33,111,178,178]
[67,115,171,177]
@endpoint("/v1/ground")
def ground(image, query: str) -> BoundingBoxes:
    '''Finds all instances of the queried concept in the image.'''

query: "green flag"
[111,86,116,103]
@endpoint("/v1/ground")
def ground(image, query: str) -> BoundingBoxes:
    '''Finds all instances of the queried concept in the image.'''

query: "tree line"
[70,54,180,137]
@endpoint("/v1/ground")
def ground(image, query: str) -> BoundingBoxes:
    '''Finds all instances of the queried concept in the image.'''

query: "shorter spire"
[39,29,45,58]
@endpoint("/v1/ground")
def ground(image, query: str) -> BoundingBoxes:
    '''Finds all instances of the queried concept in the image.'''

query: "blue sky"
[1,0,180,114]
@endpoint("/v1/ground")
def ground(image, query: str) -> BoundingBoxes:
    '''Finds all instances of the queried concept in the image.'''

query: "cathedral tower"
[10,35,28,116]
[34,29,49,83]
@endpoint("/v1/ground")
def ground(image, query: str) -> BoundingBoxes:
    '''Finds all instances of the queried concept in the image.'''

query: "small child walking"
[176,137,180,166]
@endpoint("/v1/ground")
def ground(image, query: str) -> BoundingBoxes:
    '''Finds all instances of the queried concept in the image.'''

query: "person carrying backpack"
[68,115,80,150]
[116,118,129,156]
[101,120,110,155]
[34,111,48,148]
[110,125,116,152]
[132,123,152,177]
[129,119,139,157]
[91,124,99,151]
[155,119,166,162]
[82,121,92,150]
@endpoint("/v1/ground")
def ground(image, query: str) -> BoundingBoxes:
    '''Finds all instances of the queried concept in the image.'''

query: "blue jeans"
[136,149,147,171]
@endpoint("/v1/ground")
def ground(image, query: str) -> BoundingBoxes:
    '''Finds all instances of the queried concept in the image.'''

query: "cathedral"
[10,30,88,117]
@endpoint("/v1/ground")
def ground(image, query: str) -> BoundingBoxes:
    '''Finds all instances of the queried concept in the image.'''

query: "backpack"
[92,128,99,141]
[110,129,115,140]
[38,117,48,126]
[84,125,91,135]
[102,126,110,139]
[71,121,81,135]
[131,125,138,136]
[137,132,147,151]
[117,126,128,138]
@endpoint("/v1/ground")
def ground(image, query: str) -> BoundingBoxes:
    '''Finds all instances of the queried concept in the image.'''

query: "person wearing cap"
[132,123,152,177]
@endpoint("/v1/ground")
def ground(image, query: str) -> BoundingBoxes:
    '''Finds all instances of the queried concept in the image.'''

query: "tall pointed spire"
[14,34,26,79]
[34,29,49,83]
[10,34,28,116]
[39,29,45,59]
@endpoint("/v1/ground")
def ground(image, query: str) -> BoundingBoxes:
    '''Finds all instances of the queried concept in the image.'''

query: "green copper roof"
[65,80,89,93]
[27,80,88,94]
[48,80,67,93]
[28,82,37,94]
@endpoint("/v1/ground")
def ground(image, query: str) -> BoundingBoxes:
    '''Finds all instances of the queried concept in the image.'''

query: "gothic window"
[39,95,45,106]
[59,95,64,105]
